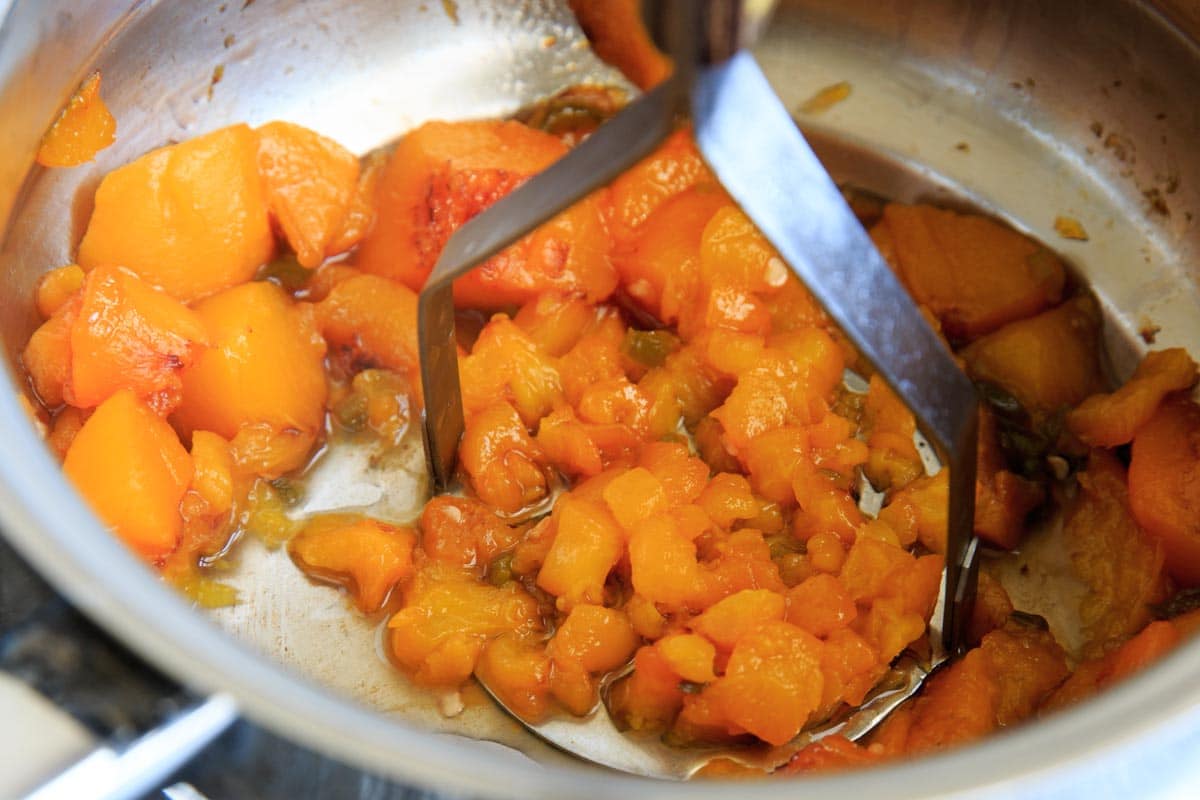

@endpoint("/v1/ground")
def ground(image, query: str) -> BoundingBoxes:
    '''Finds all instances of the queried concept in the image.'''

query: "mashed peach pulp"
[20,84,1200,773]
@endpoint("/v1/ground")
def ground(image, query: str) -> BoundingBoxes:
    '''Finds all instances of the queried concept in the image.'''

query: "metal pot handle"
[22,693,237,800]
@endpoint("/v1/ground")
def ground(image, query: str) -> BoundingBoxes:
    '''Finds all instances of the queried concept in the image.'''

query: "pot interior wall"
[2,0,1200,796]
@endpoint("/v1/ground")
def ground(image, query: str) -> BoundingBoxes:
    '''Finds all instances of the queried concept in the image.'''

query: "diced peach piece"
[46,406,89,460]
[475,634,552,721]
[35,264,85,319]
[460,401,548,514]
[1044,620,1182,711]
[628,514,712,611]
[355,119,615,308]
[879,204,1066,340]
[699,207,785,290]
[36,72,115,167]
[1065,450,1167,657]
[1068,348,1199,447]
[22,296,80,408]
[878,471,948,552]
[783,735,884,775]
[703,528,787,599]
[172,281,326,476]
[537,496,624,609]
[691,589,786,650]
[513,292,597,357]
[549,604,638,673]
[974,407,1045,550]
[289,515,416,613]
[786,574,857,638]
[697,473,759,528]
[608,645,686,732]
[602,466,669,530]
[63,390,192,562]
[552,665,601,716]
[656,634,717,684]
[315,273,419,377]
[460,315,563,426]
[637,441,710,506]
[819,627,882,710]
[420,496,522,574]
[1129,397,1200,586]
[863,374,923,492]
[189,431,234,515]
[388,566,542,686]
[326,150,386,257]
[614,185,729,322]
[77,124,273,301]
[68,265,208,414]
[256,120,360,268]
[838,536,916,603]
[709,621,825,746]
[962,295,1103,417]
[608,129,714,242]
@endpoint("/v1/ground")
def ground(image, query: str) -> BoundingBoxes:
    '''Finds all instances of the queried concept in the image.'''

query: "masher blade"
[690,52,980,652]
[417,78,682,490]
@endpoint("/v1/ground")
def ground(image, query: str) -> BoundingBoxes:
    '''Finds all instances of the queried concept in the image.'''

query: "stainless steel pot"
[2,1,1200,797]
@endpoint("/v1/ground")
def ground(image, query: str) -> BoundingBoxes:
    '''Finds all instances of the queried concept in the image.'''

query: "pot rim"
[3,0,1200,795]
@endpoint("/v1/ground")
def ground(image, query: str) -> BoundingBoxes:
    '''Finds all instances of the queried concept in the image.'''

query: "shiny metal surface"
[2,1,1200,798]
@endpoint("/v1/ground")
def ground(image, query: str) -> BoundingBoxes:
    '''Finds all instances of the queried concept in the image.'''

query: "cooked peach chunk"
[35,264,85,319]
[388,565,542,686]
[315,273,419,377]
[36,72,116,168]
[786,573,857,638]
[628,514,712,611]
[290,515,416,613]
[460,316,563,426]
[608,129,715,241]
[172,282,326,475]
[708,621,825,746]
[256,120,360,268]
[549,604,638,673]
[537,495,624,609]
[862,374,923,492]
[1065,450,1167,657]
[420,496,522,574]
[655,634,717,684]
[326,150,386,257]
[691,589,786,651]
[614,185,729,322]
[476,634,553,721]
[22,296,80,408]
[637,441,710,506]
[189,431,234,515]
[608,645,686,732]
[513,292,597,357]
[601,466,669,530]
[879,204,1065,340]
[69,265,208,414]
[355,119,615,307]
[77,124,273,301]
[459,401,548,514]
[1068,348,1199,447]
[962,295,1103,417]
[1043,620,1182,711]
[63,390,192,562]
[1129,397,1200,586]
